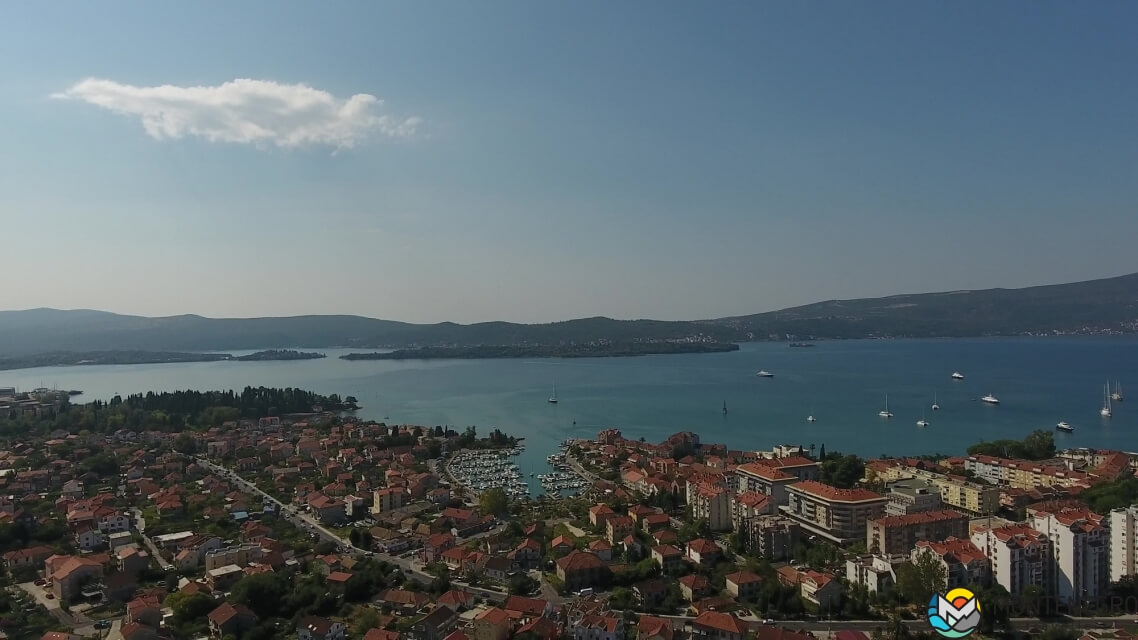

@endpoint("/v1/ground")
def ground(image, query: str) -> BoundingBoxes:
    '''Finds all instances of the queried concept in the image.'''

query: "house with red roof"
[686,538,722,566]
[691,611,748,640]
[650,544,683,573]
[725,570,763,599]
[777,565,842,610]
[556,550,609,592]
[470,607,513,640]
[678,574,712,601]
[208,603,258,639]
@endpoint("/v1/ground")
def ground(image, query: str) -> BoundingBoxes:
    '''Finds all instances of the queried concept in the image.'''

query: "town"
[1,388,1138,640]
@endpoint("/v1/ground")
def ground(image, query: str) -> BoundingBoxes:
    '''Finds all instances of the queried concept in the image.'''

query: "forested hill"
[0,271,1135,354]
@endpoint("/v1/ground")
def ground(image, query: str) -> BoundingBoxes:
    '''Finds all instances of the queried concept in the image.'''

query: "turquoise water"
[4,338,1137,492]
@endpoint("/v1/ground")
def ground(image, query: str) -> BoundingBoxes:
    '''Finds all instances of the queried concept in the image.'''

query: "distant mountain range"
[1,272,1135,356]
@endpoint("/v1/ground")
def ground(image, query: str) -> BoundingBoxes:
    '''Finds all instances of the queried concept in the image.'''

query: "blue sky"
[1,2,1136,323]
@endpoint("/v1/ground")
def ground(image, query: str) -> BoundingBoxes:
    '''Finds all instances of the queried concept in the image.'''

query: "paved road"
[131,508,173,571]
[16,582,91,630]
[195,456,508,600]
[563,451,600,484]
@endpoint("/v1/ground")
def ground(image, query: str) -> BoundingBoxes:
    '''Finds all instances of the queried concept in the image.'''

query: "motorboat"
[952,372,965,380]
[980,394,1000,405]
[756,371,774,378]
[1056,421,1074,432]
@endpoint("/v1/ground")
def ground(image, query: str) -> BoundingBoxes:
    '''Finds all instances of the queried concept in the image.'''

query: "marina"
[447,446,530,499]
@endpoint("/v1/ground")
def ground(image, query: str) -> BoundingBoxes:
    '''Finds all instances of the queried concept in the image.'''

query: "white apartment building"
[1032,508,1108,604]
[971,524,1050,596]
[1111,506,1138,582]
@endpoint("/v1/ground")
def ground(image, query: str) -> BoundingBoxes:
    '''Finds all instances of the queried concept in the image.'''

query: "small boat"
[878,394,893,418]
[1101,382,1112,418]
[981,394,1000,405]
[1112,382,1124,402]
[931,392,940,411]
[548,382,558,404]
[806,415,816,423]
[722,400,728,415]
[952,372,965,380]
[756,371,774,378]
[1056,421,1074,432]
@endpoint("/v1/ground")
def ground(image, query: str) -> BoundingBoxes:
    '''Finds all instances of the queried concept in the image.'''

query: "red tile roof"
[789,480,883,503]
[870,509,967,528]
[693,611,746,634]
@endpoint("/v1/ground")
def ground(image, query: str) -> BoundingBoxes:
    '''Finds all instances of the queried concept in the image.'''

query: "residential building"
[741,516,801,561]
[884,478,943,516]
[867,509,970,555]
[688,483,732,531]
[678,574,711,601]
[735,462,798,505]
[1111,506,1138,582]
[204,543,263,571]
[846,554,905,593]
[685,539,721,566]
[725,571,763,600]
[971,524,1051,596]
[46,555,103,601]
[412,606,458,640]
[650,545,683,573]
[691,611,747,640]
[208,603,258,639]
[571,615,623,640]
[913,538,990,589]
[371,488,405,515]
[782,481,887,545]
[733,491,776,528]
[777,566,842,611]
[556,550,609,591]
[1032,507,1108,604]
[297,617,346,640]
[470,607,512,640]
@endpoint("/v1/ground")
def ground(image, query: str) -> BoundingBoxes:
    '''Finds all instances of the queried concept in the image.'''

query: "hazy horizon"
[3,2,1137,324]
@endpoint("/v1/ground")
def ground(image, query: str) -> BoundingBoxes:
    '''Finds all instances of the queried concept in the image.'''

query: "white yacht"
[1056,421,1074,432]
[952,372,965,380]
[1101,383,1112,418]
[1112,382,1124,402]
[755,371,774,378]
[917,410,929,427]
[981,393,1000,405]
[548,382,558,404]
[806,415,816,423]
[878,394,893,418]
[931,392,940,411]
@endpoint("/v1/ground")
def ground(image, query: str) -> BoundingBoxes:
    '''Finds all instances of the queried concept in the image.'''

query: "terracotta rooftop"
[790,480,884,503]
[871,509,968,528]
[693,611,746,634]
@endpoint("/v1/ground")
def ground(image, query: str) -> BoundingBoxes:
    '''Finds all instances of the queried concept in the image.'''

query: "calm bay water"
[4,338,1137,492]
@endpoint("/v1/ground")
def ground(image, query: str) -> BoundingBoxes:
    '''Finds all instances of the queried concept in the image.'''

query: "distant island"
[0,349,326,371]
[235,349,326,361]
[2,271,1137,358]
[341,342,740,360]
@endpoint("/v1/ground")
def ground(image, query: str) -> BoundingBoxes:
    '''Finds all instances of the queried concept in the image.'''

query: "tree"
[173,433,198,455]
[508,574,539,596]
[895,553,947,605]
[230,572,286,619]
[820,452,865,489]
[167,591,216,623]
[479,487,509,517]
[352,607,381,637]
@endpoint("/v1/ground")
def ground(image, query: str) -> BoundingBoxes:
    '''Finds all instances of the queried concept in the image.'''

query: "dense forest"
[0,387,354,436]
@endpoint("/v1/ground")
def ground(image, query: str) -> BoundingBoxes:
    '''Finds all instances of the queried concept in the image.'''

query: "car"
[94,620,111,629]
[763,619,775,625]
[45,594,54,600]
[33,579,44,586]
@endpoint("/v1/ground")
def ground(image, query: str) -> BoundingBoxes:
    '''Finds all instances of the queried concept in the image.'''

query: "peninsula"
[341,341,740,360]
[234,349,326,361]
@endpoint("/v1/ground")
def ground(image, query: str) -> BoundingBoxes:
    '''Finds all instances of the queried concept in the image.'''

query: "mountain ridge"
[1,271,1136,355]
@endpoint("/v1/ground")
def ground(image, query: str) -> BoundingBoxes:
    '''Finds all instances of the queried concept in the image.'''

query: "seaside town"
[1,387,1138,640]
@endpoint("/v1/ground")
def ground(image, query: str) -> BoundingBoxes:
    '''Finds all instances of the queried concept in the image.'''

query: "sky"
[1,2,1137,324]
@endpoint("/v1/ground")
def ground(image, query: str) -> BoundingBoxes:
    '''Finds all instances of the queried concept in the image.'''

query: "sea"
[4,337,1137,494]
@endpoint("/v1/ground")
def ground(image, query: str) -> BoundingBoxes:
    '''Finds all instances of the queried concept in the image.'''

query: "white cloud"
[54,77,421,149]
